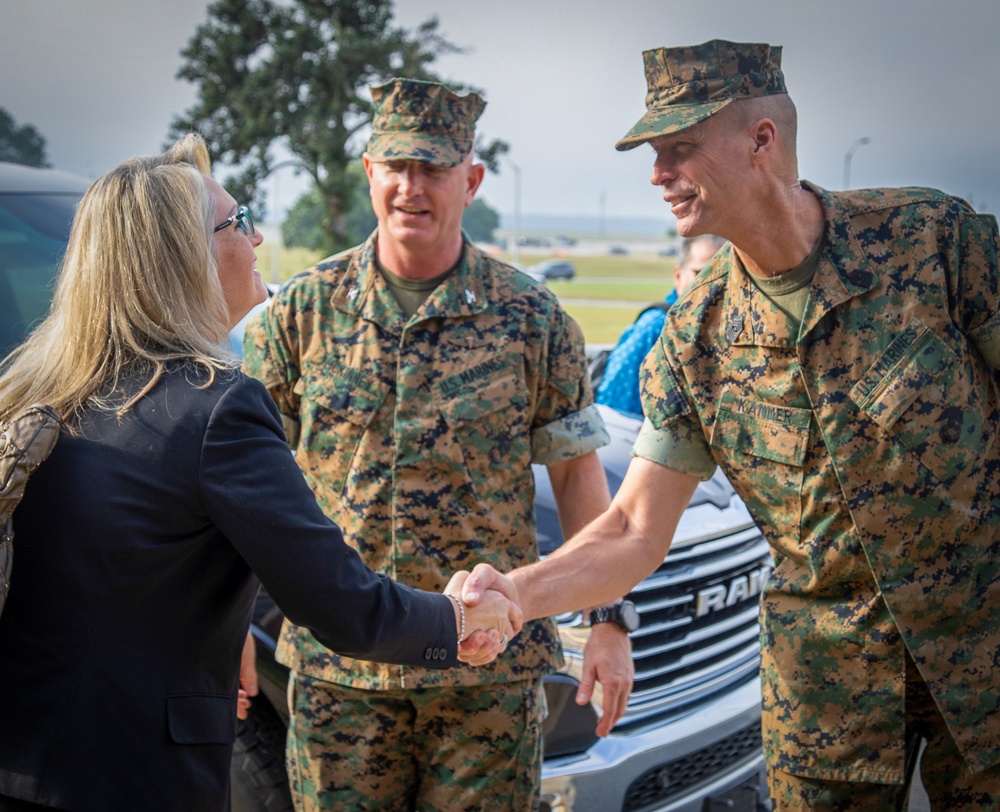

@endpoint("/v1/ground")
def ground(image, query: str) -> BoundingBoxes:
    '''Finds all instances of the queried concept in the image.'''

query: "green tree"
[281,187,327,252]
[462,198,499,243]
[283,160,376,250]
[171,0,507,253]
[0,109,49,167]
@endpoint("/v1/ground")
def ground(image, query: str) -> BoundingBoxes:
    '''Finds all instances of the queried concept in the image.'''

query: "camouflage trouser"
[286,672,543,812]
[768,651,1000,811]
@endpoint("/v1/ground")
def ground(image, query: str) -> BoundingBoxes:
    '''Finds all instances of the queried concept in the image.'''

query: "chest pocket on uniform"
[294,372,388,496]
[710,390,811,542]
[437,370,531,499]
[849,320,981,486]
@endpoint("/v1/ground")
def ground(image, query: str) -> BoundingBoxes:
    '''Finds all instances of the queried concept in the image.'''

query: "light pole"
[843,137,871,190]
[505,156,521,265]
[266,159,307,284]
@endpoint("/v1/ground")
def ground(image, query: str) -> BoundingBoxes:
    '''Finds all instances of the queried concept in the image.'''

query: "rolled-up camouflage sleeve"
[532,403,608,465]
[952,204,1000,369]
[529,305,609,465]
[633,336,717,480]
[242,289,303,449]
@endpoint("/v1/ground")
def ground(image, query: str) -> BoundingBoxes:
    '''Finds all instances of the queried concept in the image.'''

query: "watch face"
[618,600,640,632]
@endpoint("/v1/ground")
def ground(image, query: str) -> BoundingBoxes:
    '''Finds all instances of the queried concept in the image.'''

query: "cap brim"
[367,133,470,167]
[615,99,733,151]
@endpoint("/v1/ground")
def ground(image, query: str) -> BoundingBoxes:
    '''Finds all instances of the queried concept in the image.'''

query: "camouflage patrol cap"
[367,78,485,167]
[616,39,786,151]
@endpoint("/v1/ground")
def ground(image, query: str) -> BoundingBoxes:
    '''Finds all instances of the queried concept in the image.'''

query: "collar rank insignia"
[726,311,744,343]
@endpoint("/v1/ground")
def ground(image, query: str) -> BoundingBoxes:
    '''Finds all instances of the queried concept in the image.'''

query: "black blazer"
[0,366,458,811]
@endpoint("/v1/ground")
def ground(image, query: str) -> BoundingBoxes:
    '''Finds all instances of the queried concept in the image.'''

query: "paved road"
[561,296,648,309]
[570,276,668,284]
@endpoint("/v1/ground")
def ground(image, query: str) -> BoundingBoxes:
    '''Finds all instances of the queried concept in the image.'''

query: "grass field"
[257,245,674,346]
[256,244,327,284]
[501,252,675,343]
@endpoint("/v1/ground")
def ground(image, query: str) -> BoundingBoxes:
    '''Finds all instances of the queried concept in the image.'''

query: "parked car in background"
[528,258,577,281]
[609,244,629,255]
[0,162,90,359]
[2,162,772,812]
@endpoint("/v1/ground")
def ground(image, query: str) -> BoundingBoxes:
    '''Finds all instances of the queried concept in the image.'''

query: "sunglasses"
[213,205,255,236]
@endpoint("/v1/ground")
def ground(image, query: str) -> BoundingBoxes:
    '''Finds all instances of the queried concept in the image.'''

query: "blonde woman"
[0,136,517,812]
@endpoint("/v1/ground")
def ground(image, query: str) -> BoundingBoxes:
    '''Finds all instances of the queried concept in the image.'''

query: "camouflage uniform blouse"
[243,232,608,690]
[638,184,1000,782]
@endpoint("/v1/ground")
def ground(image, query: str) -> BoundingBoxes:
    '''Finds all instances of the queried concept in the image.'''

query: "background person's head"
[362,78,486,272]
[674,234,726,296]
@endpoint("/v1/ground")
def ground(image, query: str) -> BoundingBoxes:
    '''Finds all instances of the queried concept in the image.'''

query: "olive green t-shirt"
[748,235,822,324]
[633,239,823,478]
[378,262,455,320]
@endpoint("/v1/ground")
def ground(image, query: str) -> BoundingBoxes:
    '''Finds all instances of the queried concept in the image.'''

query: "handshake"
[444,565,520,667]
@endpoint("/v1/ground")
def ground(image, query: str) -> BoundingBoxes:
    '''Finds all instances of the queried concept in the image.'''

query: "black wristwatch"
[588,600,640,633]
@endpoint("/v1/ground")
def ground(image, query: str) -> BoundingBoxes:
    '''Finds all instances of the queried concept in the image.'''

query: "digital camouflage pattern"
[367,78,485,167]
[637,184,1000,781]
[768,651,1000,808]
[286,674,543,811]
[242,231,608,692]
[616,39,787,151]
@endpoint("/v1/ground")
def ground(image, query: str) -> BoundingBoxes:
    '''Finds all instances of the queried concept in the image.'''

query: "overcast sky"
[3,0,999,228]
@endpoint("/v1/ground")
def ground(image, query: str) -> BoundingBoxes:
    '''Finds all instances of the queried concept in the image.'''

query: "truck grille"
[618,524,771,731]
[622,720,763,811]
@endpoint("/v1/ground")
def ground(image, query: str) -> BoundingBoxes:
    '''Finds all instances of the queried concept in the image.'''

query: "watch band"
[588,600,640,632]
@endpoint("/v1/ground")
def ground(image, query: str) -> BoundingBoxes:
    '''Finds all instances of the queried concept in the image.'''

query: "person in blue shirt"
[596,234,724,415]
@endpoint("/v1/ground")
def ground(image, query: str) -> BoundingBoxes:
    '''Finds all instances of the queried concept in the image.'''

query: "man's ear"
[750,118,777,158]
[465,162,486,206]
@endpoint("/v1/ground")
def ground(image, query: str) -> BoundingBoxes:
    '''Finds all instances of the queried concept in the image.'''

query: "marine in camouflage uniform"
[639,185,1000,808]
[243,78,629,811]
[466,40,1000,811]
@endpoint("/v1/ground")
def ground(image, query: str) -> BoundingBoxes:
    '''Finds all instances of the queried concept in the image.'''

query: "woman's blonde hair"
[0,134,235,424]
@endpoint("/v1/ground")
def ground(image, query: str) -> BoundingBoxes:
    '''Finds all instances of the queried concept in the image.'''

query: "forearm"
[515,457,698,621]
[548,450,620,612]
[512,504,656,620]
[547,451,611,539]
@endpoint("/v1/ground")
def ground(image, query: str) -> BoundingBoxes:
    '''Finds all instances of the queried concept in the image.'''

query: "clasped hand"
[448,563,634,736]
[444,569,522,666]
